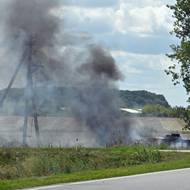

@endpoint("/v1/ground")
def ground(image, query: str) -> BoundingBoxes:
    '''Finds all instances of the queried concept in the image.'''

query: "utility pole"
[23,37,40,146]
[0,36,40,146]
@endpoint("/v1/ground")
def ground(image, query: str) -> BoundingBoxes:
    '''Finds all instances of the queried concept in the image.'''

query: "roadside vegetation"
[0,146,161,180]
[0,146,190,190]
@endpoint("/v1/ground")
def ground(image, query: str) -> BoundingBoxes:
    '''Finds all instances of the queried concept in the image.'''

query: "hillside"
[0,87,169,115]
[119,90,169,108]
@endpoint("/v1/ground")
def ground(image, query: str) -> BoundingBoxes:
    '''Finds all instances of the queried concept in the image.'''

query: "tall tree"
[167,0,190,129]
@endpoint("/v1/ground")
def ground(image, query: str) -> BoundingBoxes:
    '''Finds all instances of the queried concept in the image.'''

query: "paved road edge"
[23,167,190,190]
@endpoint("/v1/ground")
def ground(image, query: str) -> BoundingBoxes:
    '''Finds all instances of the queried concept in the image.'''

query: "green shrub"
[130,146,161,165]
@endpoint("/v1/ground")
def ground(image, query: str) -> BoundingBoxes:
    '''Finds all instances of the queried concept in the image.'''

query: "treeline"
[141,104,186,118]
[119,90,169,108]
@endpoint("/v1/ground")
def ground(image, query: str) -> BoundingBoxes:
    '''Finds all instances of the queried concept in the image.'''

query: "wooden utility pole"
[0,36,40,146]
[23,37,40,146]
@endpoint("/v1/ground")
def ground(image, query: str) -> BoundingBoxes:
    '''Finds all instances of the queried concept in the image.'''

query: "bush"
[0,165,18,180]
[129,146,161,165]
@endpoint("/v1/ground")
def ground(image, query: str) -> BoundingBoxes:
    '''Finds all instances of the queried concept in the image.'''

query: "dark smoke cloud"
[65,46,127,146]
[0,0,129,146]
[6,0,59,48]
[3,0,64,85]
[79,46,122,81]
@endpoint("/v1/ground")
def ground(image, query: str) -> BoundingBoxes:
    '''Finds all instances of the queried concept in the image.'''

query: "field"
[0,146,190,190]
[0,116,189,189]
[0,116,188,147]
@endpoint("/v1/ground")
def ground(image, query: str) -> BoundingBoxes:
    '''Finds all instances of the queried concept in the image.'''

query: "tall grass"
[0,146,163,180]
[130,146,161,164]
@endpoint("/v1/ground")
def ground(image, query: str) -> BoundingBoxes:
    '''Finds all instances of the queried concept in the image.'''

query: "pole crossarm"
[0,53,26,107]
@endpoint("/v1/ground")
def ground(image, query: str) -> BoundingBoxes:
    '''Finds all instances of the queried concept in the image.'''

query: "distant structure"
[120,108,142,114]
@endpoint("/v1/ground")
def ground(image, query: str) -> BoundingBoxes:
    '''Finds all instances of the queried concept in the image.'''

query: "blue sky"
[59,0,188,107]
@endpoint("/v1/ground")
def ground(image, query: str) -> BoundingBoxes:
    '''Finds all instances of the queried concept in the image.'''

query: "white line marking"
[23,168,190,190]
[160,150,190,153]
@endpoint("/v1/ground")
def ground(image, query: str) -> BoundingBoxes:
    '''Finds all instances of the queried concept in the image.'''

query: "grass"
[0,145,163,179]
[0,146,190,190]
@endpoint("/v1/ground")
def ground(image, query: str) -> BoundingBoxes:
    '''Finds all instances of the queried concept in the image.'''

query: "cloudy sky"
[58,0,188,107]
[0,0,187,107]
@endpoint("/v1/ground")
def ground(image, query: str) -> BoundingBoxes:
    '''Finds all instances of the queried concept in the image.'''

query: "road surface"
[25,168,190,190]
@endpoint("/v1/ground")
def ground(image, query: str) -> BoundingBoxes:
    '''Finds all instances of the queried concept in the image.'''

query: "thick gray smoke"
[80,46,121,80]
[4,0,61,84]
[0,0,129,146]
[6,0,58,47]
[66,46,126,145]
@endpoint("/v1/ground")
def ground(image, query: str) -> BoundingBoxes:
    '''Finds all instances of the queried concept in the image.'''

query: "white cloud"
[115,3,173,36]
[119,0,174,7]
[111,50,172,72]
[57,0,174,38]
[57,6,115,34]
[61,0,118,8]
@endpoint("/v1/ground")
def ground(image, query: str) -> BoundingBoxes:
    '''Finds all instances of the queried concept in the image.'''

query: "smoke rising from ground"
[66,45,125,145]
[0,0,129,146]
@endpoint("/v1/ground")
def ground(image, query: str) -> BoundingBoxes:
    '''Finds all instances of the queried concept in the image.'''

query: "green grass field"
[0,146,190,190]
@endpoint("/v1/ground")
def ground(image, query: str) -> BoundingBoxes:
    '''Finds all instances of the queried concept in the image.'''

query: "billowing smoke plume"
[80,46,121,80]
[66,46,125,145]
[0,0,129,146]
[4,0,60,84]
[6,0,58,47]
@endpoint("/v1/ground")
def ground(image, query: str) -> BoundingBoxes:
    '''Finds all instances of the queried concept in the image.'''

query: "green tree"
[142,104,173,117]
[167,0,190,129]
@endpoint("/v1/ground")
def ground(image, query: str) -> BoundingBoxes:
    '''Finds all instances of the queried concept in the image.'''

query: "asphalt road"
[26,168,190,190]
